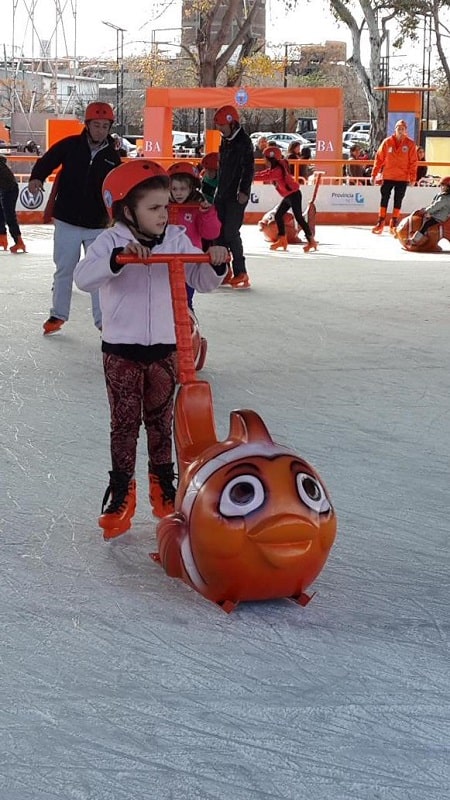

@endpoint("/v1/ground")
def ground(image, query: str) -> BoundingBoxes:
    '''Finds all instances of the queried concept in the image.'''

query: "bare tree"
[323,1,450,144]
[390,0,450,88]
[324,2,398,146]
[183,0,265,86]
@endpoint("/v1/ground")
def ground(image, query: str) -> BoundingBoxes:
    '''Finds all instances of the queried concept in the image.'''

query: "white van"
[343,122,370,143]
[172,131,195,150]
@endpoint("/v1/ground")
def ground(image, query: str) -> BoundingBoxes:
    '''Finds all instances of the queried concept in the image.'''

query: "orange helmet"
[201,152,219,171]
[263,146,283,162]
[167,161,199,179]
[213,105,239,125]
[440,176,450,187]
[102,159,168,216]
[84,102,115,122]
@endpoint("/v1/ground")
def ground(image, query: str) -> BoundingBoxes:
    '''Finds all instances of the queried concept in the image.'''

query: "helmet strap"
[137,230,166,248]
[125,206,167,244]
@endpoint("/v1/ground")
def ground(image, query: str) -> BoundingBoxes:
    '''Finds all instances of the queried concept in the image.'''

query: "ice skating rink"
[1,224,449,800]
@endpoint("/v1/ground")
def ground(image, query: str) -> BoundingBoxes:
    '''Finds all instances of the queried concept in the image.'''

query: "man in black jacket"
[28,102,121,334]
[214,105,254,288]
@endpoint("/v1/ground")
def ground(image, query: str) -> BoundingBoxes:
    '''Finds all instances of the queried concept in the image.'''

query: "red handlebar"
[115,253,213,265]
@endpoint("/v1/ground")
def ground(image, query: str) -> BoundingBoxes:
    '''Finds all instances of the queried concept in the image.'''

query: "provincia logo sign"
[330,190,365,206]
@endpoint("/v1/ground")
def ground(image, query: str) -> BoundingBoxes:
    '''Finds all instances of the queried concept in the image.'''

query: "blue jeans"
[52,219,104,327]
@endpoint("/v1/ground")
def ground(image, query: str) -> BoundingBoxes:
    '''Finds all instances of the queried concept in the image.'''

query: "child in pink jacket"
[168,162,221,307]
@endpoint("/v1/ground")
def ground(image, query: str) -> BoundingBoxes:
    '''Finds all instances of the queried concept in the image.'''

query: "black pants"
[0,185,21,240]
[275,191,312,240]
[419,216,439,235]
[380,180,408,212]
[214,197,247,276]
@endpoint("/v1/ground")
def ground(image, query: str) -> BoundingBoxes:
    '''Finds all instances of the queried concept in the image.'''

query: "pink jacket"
[254,164,299,197]
[168,202,221,247]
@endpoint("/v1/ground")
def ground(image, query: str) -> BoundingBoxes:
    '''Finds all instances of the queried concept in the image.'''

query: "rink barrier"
[10,156,449,226]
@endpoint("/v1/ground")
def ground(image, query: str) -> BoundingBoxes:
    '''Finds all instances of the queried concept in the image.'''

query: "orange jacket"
[372,134,418,183]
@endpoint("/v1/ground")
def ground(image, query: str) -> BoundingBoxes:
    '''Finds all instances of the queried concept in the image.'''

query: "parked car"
[343,131,371,146]
[343,123,371,144]
[250,131,275,144]
[125,135,142,146]
[268,132,310,151]
[173,131,195,150]
[346,122,370,134]
[120,136,137,158]
[299,130,317,144]
[296,118,317,136]
[265,133,316,161]
[172,132,204,157]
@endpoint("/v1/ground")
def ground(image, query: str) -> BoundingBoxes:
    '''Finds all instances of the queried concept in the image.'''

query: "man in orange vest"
[371,119,418,234]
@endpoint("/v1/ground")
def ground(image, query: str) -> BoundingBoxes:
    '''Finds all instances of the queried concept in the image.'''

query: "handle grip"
[115,253,214,265]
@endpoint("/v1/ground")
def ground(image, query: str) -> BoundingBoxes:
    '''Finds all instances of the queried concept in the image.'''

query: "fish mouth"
[256,540,312,567]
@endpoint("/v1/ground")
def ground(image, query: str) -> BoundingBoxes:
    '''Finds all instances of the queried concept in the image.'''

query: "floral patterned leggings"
[103,352,177,475]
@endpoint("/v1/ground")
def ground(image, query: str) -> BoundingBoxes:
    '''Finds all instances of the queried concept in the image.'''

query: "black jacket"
[216,126,254,201]
[30,130,121,228]
[0,155,18,191]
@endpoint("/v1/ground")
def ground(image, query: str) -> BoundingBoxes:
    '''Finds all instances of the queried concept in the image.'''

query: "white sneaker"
[410,231,426,246]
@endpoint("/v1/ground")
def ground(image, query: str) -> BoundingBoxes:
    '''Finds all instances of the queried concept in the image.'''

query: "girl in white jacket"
[74,159,228,540]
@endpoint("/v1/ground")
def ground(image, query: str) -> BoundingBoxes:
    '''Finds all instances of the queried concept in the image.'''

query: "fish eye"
[219,475,265,517]
[296,472,331,514]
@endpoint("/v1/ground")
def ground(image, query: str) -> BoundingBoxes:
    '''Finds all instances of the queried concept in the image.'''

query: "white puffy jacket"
[74,222,224,345]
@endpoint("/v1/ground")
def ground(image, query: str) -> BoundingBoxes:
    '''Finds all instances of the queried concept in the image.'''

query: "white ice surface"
[0,225,449,800]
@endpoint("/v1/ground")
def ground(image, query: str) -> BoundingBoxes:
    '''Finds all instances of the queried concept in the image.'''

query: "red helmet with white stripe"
[263,146,283,162]
[102,159,168,216]
[213,105,239,125]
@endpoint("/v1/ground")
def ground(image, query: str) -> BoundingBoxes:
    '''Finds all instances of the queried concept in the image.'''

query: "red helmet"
[201,152,219,171]
[84,102,115,122]
[167,161,199,179]
[263,146,283,162]
[213,105,239,125]
[102,159,168,216]
[440,176,450,187]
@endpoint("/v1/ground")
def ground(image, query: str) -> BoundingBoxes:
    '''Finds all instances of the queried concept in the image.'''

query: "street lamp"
[282,43,299,131]
[421,14,433,130]
[102,20,127,133]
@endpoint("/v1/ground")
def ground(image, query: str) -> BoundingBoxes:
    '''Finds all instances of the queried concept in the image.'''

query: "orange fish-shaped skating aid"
[154,405,337,612]
[396,211,445,252]
[189,308,207,372]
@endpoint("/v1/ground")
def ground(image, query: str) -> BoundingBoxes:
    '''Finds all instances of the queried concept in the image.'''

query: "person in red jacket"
[254,146,318,252]
[371,119,418,235]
